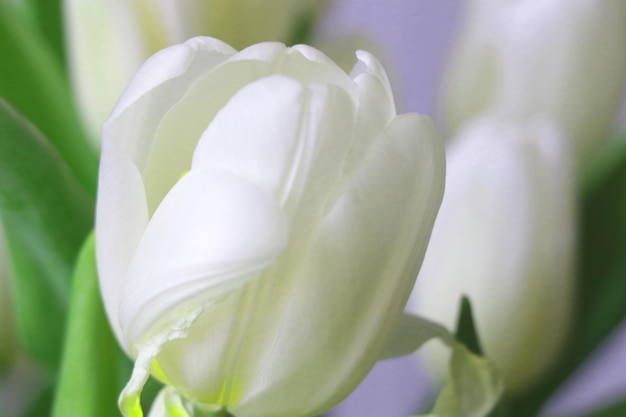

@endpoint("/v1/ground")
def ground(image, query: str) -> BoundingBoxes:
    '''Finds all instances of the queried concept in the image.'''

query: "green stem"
[51,232,121,417]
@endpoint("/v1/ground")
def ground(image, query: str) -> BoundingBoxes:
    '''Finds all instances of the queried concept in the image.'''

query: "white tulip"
[96,37,445,417]
[63,0,323,145]
[440,0,626,164]
[411,116,575,394]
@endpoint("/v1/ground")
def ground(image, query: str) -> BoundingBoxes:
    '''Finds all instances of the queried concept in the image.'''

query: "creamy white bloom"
[64,0,322,144]
[440,0,626,164]
[96,37,445,417]
[411,117,575,394]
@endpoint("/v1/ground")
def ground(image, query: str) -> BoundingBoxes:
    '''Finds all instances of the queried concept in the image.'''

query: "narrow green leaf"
[286,0,327,46]
[51,232,162,417]
[582,399,626,417]
[0,101,94,371]
[0,3,97,195]
[455,296,483,356]
[384,313,503,417]
[429,343,503,417]
[51,233,120,417]
[22,385,54,417]
[25,0,65,64]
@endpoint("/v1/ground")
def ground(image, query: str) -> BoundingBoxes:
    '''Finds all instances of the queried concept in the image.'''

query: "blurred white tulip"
[96,37,445,417]
[411,116,575,395]
[440,0,626,165]
[63,0,324,145]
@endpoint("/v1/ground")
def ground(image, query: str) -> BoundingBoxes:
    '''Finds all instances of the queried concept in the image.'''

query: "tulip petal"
[138,44,358,213]
[146,387,192,417]
[228,43,356,96]
[118,168,288,351]
[96,138,149,349]
[147,387,225,417]
[350,50,395,113]
[192,75,356,213]
[190,74,308,202]
[148,76,357,407]
[228,113,444,417]
[104,37,235,172]
[343,51,396,179]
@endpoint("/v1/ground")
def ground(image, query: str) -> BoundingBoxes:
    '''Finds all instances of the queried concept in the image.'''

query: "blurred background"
[318,1,626,416]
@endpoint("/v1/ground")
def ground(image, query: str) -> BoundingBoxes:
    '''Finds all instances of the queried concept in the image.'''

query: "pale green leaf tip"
[430,342,504,417]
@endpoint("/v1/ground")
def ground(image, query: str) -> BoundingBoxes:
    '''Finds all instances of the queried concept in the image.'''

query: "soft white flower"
[96,37,445,417]
[439,0,626,164]
[411,117,575,394]
[64,0,323,144]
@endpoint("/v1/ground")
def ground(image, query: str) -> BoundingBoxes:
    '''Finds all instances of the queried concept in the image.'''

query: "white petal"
[192,75,356,212]
[103,37,235,173]
[230,113,445,417]
[227,43,357,97]
[343,53,397,179]
[191,75,306,202]
[139,46,357,214]
[150,76,358,406]
[96,137,149,350]
[118,168,288,351]
[110,37,235,121]
[350,50,395,114]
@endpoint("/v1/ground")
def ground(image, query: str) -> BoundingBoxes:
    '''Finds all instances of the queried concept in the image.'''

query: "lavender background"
[312,1,626,416]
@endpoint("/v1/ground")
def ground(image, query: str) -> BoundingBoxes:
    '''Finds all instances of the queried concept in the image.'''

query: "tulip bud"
[440,0,626,164]
[96,37,445,417]
[410,117,575,394]
[63,0,324,145]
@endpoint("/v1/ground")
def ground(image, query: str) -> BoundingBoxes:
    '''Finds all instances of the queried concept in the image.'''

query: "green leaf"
[286,0,327,46]
[508,132,626,416]
[22,385,54,417]
[0,101,94,371]
[51,232,163,417]
[428,343,503,417]
[382,313,503,417]
[24,0,65,64]
[51,232,121,417]
[582,399,626,417]
[0,3,97,196]
[455,296,483,356]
